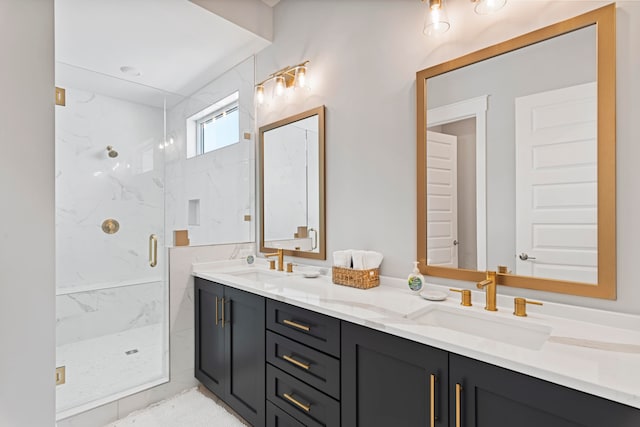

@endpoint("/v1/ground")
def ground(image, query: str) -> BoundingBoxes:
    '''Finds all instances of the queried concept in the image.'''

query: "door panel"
[427,130,459,267]
[450,353,640,427]
[225,286,265,426]
[342,321,448,427]
[194,278,225,397]
[515,82,597,282]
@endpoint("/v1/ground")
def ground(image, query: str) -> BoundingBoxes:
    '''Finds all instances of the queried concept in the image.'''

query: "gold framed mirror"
[259,106,326,260]
[416,4,616,299]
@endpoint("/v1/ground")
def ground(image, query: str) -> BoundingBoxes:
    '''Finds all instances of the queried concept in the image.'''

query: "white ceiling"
[55,0,271,104]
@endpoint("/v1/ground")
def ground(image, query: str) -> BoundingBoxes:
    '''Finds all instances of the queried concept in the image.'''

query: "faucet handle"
[268,259,276,270]
[449,288,472,307]
[513,297,543,317]
[286,262,294,273]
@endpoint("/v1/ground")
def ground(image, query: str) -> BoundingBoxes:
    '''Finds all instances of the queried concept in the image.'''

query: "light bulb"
[424,0,450,36]
[255,84,265,105]
[295,65,307,89]
[474,0,507,15]
[274,76,285,97]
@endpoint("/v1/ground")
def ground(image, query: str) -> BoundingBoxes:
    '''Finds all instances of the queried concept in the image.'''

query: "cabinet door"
[225,286,266,426]
[194,278,226,397]
[342,321,448,427]
[450,354,640,427]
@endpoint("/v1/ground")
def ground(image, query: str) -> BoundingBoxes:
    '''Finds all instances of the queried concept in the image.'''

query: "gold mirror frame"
[416,4,616,299]
[259,105,326,260]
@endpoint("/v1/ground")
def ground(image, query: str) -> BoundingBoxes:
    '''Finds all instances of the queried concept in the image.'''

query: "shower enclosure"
[55,63,177,419]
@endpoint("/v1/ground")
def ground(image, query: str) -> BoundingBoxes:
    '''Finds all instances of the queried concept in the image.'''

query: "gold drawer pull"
[283,393,311,412]
[430,374,436,427]
[283,319,311,332]
[215,296,219,326]
[456,383,463,427]
[221,298,225,328]
[283,355,310,370]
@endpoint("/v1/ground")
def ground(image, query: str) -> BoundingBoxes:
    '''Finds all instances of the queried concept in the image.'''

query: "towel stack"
[333,250,383,270]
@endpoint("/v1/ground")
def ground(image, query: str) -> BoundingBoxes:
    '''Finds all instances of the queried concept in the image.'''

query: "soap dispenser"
[407,261,425,292]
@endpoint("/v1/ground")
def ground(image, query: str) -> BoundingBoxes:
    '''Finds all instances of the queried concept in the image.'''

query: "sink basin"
[226,269,285,283]
[406,305,552,350]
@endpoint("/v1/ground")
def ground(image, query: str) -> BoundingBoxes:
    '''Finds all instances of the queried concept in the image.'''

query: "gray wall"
[257,0,640,314]
[0,0,55,425]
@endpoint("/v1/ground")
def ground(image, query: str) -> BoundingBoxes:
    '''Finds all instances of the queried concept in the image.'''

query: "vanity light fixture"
[255,60,310,106]
[422,0,507,36]
[423,0,450,36]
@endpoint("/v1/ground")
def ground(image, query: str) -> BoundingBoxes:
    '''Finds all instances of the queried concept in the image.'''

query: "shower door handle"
[149,234,158,267]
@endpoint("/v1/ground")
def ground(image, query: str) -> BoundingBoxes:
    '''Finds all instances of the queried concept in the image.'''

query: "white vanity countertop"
[192,260,640,410]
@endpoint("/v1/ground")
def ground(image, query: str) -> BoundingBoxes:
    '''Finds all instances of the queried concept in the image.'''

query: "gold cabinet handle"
[282,355,310,370]
[456,383,463,427]
[283,319,311,332]
[221,298,225,328]
[149,234,158,267]
[215,296,219,326]
[430,374,436,427]
[283,393,310,412]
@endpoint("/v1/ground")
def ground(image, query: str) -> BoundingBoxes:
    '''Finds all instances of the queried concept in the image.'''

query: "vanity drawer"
[267,331,340,399]
[267,401,305,427]
[267,364,340,427]
[267,300,340,357]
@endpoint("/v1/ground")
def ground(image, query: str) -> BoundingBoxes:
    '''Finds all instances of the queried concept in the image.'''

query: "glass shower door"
[55,64,175,419]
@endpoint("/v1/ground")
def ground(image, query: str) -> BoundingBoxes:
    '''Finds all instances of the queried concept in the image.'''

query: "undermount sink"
[406,305,552,350]
[226,269,285,283]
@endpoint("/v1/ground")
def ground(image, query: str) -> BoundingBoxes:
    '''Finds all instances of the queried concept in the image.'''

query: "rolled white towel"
[351,250,366,270]
[363,251,384,269]
[333,250,352,268]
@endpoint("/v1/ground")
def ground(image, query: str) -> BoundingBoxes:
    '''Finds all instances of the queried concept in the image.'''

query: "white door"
[427,131,458,267]
[515,82,597,283]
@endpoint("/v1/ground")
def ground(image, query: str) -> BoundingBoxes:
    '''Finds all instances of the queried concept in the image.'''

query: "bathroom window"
[196,102,239,155]
[187,91,239,158]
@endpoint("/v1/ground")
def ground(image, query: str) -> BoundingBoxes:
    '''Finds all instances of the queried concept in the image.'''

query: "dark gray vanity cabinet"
[193,281,640,427]
[341,321,449,427]
[450,354,640,427]
[195,277,266,426]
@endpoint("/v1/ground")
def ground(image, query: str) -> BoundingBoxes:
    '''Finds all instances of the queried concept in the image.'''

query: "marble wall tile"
[55,87,166,292]
[164,56,255,247]
[56,281,166,346]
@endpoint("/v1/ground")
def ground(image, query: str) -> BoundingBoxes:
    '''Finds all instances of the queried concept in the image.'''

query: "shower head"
[106,145,119,158]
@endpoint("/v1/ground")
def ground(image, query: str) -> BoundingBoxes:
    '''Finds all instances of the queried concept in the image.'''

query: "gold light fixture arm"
[256,60,310,88]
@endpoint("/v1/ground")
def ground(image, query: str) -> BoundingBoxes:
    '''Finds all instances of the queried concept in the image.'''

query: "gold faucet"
[476,271,498,311]
[265,248,284,271]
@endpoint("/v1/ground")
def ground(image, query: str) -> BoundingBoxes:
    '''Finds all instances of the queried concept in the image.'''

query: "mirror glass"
[417,5,616,299]
[427,25,596,282]
[260,106,325,260]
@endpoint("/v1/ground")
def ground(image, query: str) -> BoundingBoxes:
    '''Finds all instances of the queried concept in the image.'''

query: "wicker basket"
[332,266,380,289]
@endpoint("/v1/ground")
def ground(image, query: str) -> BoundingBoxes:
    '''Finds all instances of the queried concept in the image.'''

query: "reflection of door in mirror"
[426,131,459,268]
[263,115,319,252]
[427,124,480,270]
[515,82,597,284]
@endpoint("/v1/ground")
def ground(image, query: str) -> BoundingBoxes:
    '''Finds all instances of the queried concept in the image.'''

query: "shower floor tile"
[56,323,166,416]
